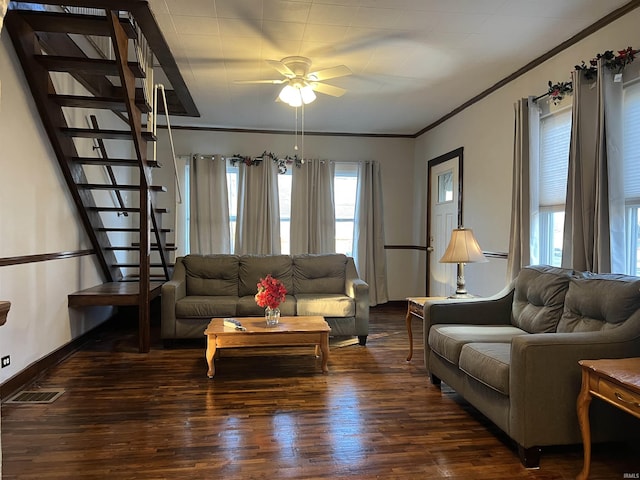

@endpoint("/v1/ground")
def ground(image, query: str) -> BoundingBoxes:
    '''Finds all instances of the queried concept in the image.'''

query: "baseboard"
[0,314,117,400]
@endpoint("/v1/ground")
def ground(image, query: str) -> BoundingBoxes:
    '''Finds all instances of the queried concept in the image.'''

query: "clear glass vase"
[265,306,280,327]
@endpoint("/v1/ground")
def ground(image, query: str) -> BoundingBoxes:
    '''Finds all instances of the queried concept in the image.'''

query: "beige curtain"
[290,160,336,254]
[189,154,231,254]
[235,160,281,254]
[353,161,388,306]
[562,60,625,273]
[507,97,540,281]
[0,1,8,33]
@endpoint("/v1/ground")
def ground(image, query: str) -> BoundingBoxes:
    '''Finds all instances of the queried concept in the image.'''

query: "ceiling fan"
[235,56,352,107]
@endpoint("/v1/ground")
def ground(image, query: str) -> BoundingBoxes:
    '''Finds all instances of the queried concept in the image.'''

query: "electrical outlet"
[1,355,10,368]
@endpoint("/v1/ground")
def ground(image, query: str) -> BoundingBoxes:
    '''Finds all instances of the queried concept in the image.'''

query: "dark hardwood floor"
[2,303,638,479]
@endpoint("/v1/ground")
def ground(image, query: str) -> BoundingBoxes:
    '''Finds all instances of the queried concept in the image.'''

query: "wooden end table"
[405,297,445,362]
[204,316,331,378]
[576,358,640,480]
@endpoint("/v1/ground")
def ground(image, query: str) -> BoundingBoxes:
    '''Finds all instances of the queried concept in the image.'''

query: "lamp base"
[448,292,477,299]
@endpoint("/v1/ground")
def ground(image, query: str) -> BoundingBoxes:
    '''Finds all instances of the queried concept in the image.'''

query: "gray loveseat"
[422,265,640,467]
[162,253,369,345]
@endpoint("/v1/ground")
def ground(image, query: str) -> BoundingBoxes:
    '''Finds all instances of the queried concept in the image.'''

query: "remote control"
[224,319,246,331]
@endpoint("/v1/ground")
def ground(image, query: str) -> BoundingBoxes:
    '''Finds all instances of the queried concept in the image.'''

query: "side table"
[576,358,640,480]
[405,297,445,362]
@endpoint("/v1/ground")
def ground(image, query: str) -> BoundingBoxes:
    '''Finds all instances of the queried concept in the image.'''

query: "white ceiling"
[149,0,632,135]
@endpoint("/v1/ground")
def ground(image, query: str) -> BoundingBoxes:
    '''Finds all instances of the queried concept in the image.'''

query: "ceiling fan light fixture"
[300,85,316,104]
[279,81,316,107]
[279,84,303,107]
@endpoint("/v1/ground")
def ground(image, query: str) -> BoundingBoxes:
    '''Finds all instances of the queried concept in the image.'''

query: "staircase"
[4,3,198,352]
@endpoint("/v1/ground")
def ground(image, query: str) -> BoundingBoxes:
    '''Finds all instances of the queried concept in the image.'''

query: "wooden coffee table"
[204,316,331,378]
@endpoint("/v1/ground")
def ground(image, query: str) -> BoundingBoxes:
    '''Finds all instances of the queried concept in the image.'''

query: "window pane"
[539,209,564,267]
[624,82,640,201]
[278,172,292,254]
[539,109,571,206]
[335,163,358,255]
[624,82,640,275]
[227,164,238,253]
[537,109,570,264]
[437,171,453,203]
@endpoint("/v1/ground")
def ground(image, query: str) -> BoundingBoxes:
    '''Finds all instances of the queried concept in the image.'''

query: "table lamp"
[439,227,487,298]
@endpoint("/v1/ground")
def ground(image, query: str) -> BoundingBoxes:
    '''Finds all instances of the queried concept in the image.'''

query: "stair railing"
[153,83,182,205]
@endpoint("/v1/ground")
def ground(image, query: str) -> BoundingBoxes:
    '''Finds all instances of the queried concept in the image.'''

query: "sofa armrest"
[161,258,187,339]
[422,287,514,371]
[345,257,369,336]
[509,331,640,448]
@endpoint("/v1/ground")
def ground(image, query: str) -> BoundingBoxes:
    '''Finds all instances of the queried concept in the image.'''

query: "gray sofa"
[161,253,369,345]
[422,265,640,467]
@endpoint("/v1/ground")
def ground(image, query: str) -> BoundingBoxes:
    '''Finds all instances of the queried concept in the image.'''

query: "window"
[537,108,571,266]
[227,163,239,253]
[278,170,292,254]
[623,80,640,275]
[182,158,359,255]
[334,163,358,255]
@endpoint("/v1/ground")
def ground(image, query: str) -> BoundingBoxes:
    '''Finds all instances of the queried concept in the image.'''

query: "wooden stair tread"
[77,184,167,192]
[131,242,175,247]
[51,94,150,113]
[35,55,145,78]
[61,127,156,141]
[71,157,159,168]
[68,281,164,307]
[106,246,177,251]
[17,10,137,39]
[97,227,171,233]
[88,207,169,213]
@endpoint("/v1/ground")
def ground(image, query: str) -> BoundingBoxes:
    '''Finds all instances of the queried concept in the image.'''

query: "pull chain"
[294,107,299,152]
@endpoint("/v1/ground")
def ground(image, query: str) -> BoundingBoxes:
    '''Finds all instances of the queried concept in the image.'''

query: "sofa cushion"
[238,255,294,297]
[459,343,511,396]
[176,296,238,318]
[429,324,527,366]
[511,265,572,333]
[183,255,239,296]
[294,254,347,294]
[237,295,296,316]
[557,273,640,332]
[295,293,355,317]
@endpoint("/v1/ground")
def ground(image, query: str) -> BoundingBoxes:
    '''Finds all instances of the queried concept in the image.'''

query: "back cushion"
[238,255,294,297]
[557,273,640,332]
[511,265,572,333]
[294,254,347,294]
[184,255,239,296]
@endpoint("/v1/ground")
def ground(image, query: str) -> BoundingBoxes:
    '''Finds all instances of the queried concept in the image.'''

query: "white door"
[428,156,460,297]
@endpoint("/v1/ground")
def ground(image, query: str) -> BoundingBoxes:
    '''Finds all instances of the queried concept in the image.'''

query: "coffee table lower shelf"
[204,316,331,378]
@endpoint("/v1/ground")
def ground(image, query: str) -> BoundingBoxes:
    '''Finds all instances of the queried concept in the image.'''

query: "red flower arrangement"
[255,274,287,309]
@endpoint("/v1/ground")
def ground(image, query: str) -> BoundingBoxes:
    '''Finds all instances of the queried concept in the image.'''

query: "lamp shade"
[279,82,316,107]
[439,228,487,264]
[300,84,316,104]
[279,84,302,107]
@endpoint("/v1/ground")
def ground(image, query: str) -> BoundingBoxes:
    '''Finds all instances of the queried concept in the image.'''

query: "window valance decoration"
[541,47,637,104]
[226,151,304,174]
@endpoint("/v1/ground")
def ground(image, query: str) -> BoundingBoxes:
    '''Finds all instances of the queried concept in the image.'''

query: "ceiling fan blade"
[266,59,295,78]
[234,79,286,85]
[308,65,352,81]
[310,82,346,97]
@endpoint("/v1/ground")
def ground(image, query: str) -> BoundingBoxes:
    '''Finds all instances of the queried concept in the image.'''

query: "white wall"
[0,33,114,387]
[153,128,421,300]
[413,8,640,297]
